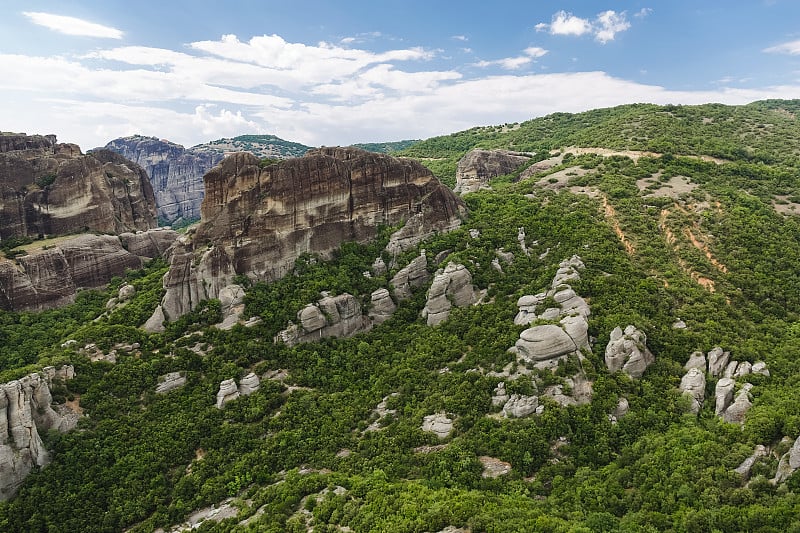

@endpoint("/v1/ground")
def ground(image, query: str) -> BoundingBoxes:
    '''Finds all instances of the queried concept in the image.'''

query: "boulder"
[215,379,239,409]
[707,347,730,377]
[714,378,736,416]
[502,394,539,418]
[733,361,752,378]
[684,351,707,371]
[118,284,136,301]
[368,288,396,325]
[604,325,655,379]
[491,382,509,407]
[238,373,260,396]
[143,305,167,333]
[752,361,770,376]
[734,445,767,480]
[721,385,753,424]
[479,456,512,478]
[679,367,706,414]
[773,435,800,484]
[421,413,453,439]
[612,397,630,420]
[723,360,739,378]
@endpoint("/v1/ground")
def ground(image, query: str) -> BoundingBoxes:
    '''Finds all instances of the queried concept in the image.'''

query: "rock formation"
[721,385,753,424]
[214,284,246,330]
[679,367,706,414]
[605,326,655,379]
[238,373,261,396]
[103,134,311,224]
[454,149,533,195]
[368,288,396,325]
[215,379,239,409]
[510,256,590,370]
[421,413,453,439]
[0,365,76,500]
[706,346,731,377]
[155,372,186,394]
[773,435,800,484]
[734,445,767,480]
[0,133,156,240]
[502,394,539,418]
[714,378,736,416]
[275,292,371,346]
[152,148,464,324]
[421,262,480,326]
[0,229,177,312]
[390,252,430,300]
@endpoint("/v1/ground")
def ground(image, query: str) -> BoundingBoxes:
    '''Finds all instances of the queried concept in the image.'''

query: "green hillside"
[192,134,312,158]
[3,101,800,531]
[351,139,421,154]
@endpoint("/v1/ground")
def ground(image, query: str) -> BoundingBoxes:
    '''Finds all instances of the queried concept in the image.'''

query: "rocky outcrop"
[454,149,532,195]
[421,413,453,439]
[214,284,246,330]
[421,262,480,326]
[368,288,396,325]
[721,385,753,424]
[275,292,371,346]
[605,326,655,379]
[679,367,706,414]
[0,229,176,312]
[0,133,156,240]
[706,347,731,377]
[773,435,800,484]
[390,252,429,301]
[734,445,767,480]
[714,378,736,416]
[0,365,76,500]
[502,394,539,418]
[215,379,239,409]
[155,372,186,394]
[510,256,590,370]
[155,147,464,323]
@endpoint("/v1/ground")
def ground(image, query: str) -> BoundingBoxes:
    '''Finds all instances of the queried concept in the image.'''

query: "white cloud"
[473,47,548,71]
[635,8,653,19]
[536,10,632,43]
[595,11,631,43]
[764,39,800,55]
[22,11,123,39]
[452,35,468,41]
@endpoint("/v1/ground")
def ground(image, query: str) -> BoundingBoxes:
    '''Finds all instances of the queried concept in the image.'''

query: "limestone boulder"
[714,378,736,416]
[238,373,261,396]
[684,351,707,371]
[721,386,753,424]
[707,347,731,377]
[773,435,800,484]
[422,413,453,439]
[679,367,706,414]
[368,288,396,325]
[734,445,767,480]
[215,379,239,409]
[502,394,539,418]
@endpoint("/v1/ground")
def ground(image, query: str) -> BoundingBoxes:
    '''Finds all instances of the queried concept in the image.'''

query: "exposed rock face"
[491,382,509,407]
[684,351,706,371]
[502,394,539,418]
[721,385,753,424]
[513,321,589,367]
[479,456,512,478]
[238,373,260,396]
[421,412,453,439]
[214,284,246,330]
[0,229,176,312]
[156,148,464,323]
[0,133,156,240]
[734,445,767,480]
[102,136,222,224]
[390,252,429,300]
[0,365,76,500]
[422,262,480,326]
[605,326,655,379]
[714,378,736,416]
[679,367,706,414]
[275,292,371,346]
[155,372,186,394]
[368,288,396,325]
[707,347,731,377]
[454,149,532,195]
[773,435,800,484]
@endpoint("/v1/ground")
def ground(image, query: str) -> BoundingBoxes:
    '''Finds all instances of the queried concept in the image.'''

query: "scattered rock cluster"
[510,256,590,370]
[0,365,77,500]
[421,413,453,439]
[275,293,371,346]
[215,373,261,409]
[421,262,480,326]
[453,149,533,195]
[389,251,429,300]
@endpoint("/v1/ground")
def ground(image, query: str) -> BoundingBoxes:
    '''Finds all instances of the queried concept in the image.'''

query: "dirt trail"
[601,195,635,255]
[557,146,727,165]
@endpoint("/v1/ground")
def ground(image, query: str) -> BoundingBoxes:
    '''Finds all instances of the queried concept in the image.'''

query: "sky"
[3,0,800,150]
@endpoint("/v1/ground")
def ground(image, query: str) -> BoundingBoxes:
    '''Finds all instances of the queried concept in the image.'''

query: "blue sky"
[2,0,800,149]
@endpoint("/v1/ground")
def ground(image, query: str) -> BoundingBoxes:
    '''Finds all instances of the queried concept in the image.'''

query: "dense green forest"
[3,101,800,531]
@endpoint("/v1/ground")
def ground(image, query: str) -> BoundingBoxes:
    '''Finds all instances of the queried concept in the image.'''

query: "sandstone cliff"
[0,133,156,239]
[154,147,465,322]
[0,229,177,311]
[103,135,311,224]
[0,365,76,501]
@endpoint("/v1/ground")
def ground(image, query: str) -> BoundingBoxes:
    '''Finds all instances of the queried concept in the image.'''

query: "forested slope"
[2,101,800,532]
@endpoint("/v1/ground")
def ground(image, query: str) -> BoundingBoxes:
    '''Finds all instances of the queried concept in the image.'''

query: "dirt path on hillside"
[601,195,635,255]
[558,146,727,165]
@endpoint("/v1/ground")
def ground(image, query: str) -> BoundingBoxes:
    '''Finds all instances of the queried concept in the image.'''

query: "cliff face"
[155,147,465,321]
[454,149,533,195]
[103,135,312,224]
[0,229,177,312]
[0,365,76,501]
[103,136,222,224]
[0,133,156,239]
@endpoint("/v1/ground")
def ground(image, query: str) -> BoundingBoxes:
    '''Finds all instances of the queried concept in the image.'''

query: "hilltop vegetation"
[2,101,800,531]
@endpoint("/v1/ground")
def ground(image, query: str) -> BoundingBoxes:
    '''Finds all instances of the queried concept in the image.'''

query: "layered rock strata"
[153,148,464,324]
[454,149,533,195]
[0,365,76,500]
[0,133,156,240]
[605,325,655,379]
[0,229,177,312]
